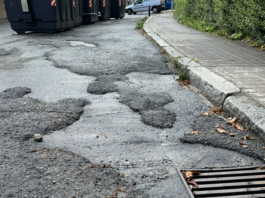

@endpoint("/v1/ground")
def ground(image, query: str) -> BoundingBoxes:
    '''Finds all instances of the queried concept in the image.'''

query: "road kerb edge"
[143,17,265,142]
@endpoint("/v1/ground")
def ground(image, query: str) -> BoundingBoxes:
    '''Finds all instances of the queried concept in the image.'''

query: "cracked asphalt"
[0,13,263,197]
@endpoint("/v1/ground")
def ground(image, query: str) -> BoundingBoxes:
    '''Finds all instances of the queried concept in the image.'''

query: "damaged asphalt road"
[181,112,265,161]
[0,14,264,197]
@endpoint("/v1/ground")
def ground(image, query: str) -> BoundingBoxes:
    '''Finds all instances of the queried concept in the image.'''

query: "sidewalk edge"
[143,16,265,140]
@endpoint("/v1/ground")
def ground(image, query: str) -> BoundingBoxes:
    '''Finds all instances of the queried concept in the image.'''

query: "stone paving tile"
[147,11,265,107]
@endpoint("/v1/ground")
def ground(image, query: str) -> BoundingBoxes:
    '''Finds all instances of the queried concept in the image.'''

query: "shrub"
[174,0,265,45]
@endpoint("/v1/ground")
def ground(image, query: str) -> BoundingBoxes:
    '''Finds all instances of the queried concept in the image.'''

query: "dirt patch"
[181,113,265,161]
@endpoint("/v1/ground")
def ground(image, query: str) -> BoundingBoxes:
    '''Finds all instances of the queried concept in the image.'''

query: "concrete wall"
[0,0,7,20]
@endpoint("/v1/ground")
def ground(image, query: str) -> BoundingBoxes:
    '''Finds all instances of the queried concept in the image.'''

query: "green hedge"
[174,0,265,44]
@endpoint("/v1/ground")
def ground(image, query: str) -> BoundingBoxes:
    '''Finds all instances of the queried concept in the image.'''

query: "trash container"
[98,0,110,21]
[82,0,99,24]
[110,0,125,19]
[70,0,83,26]
[4,0,77,34]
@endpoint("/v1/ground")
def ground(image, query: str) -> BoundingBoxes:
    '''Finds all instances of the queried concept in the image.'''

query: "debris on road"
[34,134,43,142]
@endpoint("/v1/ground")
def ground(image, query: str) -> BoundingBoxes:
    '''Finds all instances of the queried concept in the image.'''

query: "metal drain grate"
[177,166,265,198]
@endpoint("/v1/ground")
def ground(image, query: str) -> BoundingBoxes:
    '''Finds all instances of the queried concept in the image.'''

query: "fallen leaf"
[239,141,247,145]
[242,135,255,140]
[262,147,265,150]
[100,133,107,138]
[232,123,236,128]
[229,133,237,136]
[197,90,201,94]
[235,123,244,131]
[227,141,231,143]
[215,125,220,128]
[216,128,229,135]
[212,107,224,114]
[187,180,198,188]
[183,80,190,85]
[202,112,209,116]
[123,173,129,177]
[242,145,248,148]
[226,117,236,124]
[189,131,199,135]
[185,171,193,180]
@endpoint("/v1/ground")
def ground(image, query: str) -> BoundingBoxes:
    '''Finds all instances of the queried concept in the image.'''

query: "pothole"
[68,41,97,47]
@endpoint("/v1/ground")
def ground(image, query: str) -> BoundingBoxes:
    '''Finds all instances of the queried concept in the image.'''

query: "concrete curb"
[143,15,265,140]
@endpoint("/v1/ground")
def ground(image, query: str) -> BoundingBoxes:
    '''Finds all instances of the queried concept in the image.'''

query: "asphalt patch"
[0,147,148,198]
[180,113,265,161]
[119,89,176,128]
[0,87,148,197]
[0,87,88,139]
[141,109,176,128]
[87,75,128,95]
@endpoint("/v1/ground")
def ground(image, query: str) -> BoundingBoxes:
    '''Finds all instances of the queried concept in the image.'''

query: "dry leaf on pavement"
[216,128,229,135]
[242,135,255,140]
[212,107,224,114]
[239,141,247,145]
[235,123,244,131]
[229,133,237,136]
[123,173,129,177]
[226,117,236,124]
[215,125,220,128]
[242,145,248,148]
[202,112,209,116]
[189,131,199,135]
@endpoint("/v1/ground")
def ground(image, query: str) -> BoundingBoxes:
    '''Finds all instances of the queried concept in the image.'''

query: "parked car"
[125,0,166,15]
[165,0,174,10]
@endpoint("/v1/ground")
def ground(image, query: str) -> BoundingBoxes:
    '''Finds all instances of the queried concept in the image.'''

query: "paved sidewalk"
[147,11,265,107]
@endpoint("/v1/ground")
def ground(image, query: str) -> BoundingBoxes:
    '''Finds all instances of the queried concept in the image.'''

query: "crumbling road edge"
[143,16,265,143]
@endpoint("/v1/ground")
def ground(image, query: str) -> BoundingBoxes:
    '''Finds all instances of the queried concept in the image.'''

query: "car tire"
[16,31,25,34]
[127,9,133,15]
[133,12,137,15]
[152,7,158,13]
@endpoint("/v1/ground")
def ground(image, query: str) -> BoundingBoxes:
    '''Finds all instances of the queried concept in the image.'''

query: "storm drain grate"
[177,166,265,198]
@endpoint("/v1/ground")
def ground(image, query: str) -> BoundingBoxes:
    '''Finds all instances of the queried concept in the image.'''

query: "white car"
[125,0,166,15]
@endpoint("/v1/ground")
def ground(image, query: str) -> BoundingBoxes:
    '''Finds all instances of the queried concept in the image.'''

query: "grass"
[135,16,149,30]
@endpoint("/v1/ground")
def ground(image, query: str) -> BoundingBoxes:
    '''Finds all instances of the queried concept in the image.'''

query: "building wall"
[0,0,7,20]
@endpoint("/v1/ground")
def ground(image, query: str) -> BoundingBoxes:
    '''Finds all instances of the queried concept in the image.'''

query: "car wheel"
[152,7,158,13]
[128,9,133,15]
[133,12,137,15]
[16,31,25,34]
